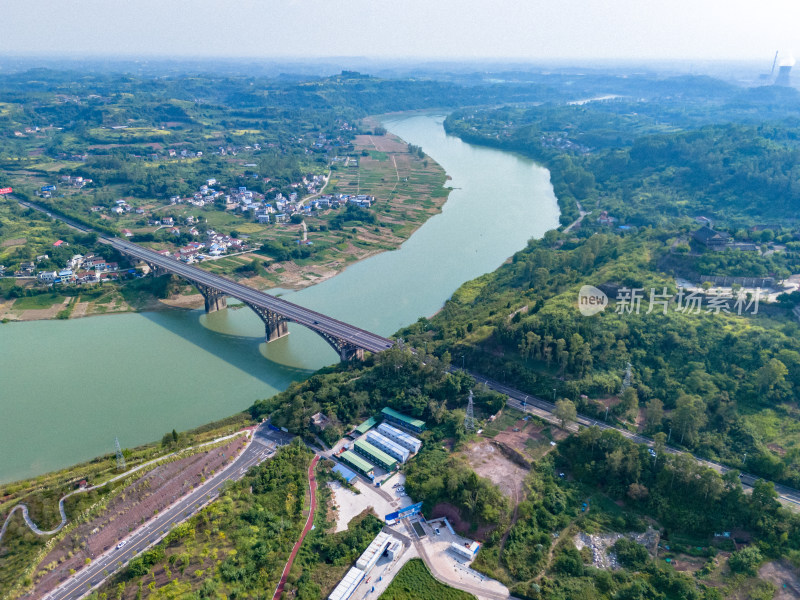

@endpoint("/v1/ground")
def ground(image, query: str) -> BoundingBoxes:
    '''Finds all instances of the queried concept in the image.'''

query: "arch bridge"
[113,238,393,361]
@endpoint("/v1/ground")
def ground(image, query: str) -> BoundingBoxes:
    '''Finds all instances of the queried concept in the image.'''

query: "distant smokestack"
[775,52,795,86]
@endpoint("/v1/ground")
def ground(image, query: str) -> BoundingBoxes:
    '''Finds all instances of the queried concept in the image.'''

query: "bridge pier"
[317,330,365,362]
[246,304,290,343]
[266,317,289,342]
[194,283,227,313]
[339,346,365,362]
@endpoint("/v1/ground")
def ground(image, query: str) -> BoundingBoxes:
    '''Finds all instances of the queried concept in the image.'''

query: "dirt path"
[563,200,588,233]
[368,134,401,198]
[272,454,319,600]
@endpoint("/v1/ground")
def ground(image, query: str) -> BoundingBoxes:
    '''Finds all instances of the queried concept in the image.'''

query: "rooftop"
[381,407,426,429]
[340,450,373,473]
[355,416,377,434]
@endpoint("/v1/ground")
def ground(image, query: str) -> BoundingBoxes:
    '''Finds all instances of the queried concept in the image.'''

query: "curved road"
[44,424,293,600]
[0,432,246,545]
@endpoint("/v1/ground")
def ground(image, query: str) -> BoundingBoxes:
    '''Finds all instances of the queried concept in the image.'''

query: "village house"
[38,270,58,284]
[693,225,732,250]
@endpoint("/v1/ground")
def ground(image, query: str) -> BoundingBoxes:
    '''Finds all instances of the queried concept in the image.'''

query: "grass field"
[12,294,66,310]
[379,559,475,600]
[482,407,527,438]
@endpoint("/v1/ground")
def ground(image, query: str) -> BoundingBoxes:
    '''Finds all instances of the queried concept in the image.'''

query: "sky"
[0,0,798,63]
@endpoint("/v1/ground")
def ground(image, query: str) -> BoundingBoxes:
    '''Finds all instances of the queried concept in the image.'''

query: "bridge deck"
[109,238,393,354]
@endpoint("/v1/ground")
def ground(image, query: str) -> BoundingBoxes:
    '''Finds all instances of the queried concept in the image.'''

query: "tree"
[755,358,788,397]
[653,432,667,468]
[554,399,576,429]
[612,538,650,570]
[645,398,664,429]
[728,546,762,575]
[620,387,639,419]
[672,394,707,445]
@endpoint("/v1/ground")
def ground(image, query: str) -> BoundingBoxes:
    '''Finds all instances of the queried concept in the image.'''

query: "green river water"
[0,114,559,483]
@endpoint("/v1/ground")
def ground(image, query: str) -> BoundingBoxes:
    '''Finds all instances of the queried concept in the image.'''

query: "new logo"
[578,285,608,316]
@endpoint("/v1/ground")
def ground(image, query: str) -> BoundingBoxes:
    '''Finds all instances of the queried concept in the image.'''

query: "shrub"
[728,545,763,575]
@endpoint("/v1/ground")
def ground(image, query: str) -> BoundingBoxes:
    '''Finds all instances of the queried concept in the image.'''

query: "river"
[0,114,559,484]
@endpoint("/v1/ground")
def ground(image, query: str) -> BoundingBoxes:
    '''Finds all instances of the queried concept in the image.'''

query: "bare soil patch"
[464,440,527,500]
[16,298,70,321]
[493,417,567,462]
[759,560,800,600]
[28,437,246,598]
[1,237,26,247]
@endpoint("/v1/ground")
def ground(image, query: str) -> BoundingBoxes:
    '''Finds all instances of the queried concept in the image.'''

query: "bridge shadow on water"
[135,299,338,391]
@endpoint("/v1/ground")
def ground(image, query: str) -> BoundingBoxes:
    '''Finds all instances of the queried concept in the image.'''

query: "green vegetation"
[379,558,476,600]
[404,447,510,528]
[287,460,384,598]
[88,439,312,599]
[251,347,505,448]
[0,412,251,598]
[393,93,800,490]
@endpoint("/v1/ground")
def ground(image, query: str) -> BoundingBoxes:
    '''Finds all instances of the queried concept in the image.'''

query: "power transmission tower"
[621,362,632,393]
[464,390,476,432]
[114,437,126,471]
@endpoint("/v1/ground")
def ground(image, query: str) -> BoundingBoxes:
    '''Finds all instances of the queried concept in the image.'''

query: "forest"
[390,93,800,490]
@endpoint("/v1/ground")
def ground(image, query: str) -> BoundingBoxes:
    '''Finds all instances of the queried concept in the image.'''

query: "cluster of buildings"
[34,176,94,199]
[37,254,121,285]
[169,178,226,208]
[335,407,425,483]
[540,134,591,154]
[157,229,247,263]
[59,175,92,189]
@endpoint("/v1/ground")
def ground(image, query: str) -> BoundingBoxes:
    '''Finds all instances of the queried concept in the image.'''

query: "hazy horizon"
[1,0,797,64]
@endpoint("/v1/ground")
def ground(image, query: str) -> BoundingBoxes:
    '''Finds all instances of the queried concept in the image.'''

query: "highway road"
[44,424,294,600]
[18,199,394,355]
[469,372,800,510]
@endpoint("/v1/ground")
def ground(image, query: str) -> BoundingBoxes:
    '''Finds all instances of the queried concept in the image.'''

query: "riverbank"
[0,112,559,486]
[0,126,452,323]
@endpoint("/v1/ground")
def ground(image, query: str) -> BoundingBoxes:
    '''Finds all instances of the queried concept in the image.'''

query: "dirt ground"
[465,440,528,502]
[491,415,568,461]
[27,437,246,598]
[669,554,708,574]
[574,528,660,570]
[327,473,410,533]
[759,560,800,599]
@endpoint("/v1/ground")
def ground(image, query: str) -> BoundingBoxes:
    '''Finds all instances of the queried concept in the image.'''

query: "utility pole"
[114,437,126,471]
[621,362,632,393]
[464,390,476,432]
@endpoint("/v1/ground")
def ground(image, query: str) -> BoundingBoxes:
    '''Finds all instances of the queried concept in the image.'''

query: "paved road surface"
[403,518,512,600]
[272,455,319,600]
[45,424,293,600]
